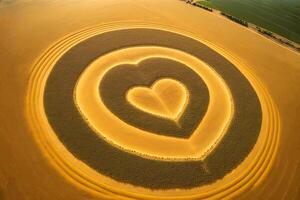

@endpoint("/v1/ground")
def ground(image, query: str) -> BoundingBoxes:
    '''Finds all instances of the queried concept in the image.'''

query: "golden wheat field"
[0,0,299,199]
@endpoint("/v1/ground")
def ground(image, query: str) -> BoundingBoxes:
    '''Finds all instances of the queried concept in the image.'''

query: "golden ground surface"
[0,0,299,199]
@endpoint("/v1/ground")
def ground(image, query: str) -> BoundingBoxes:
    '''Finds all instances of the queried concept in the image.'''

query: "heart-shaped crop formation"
[126,78,188,123]
[75,46,234,161]
[42,28,262,190]
[100,57,210,138]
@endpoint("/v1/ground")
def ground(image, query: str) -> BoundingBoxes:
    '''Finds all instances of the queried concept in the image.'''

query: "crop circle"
[26,22,280,199]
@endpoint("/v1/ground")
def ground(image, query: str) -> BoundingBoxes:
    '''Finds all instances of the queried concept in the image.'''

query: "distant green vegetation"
[256,26,275,38]
[192,1,213,12]
[220,12,248,27]
[198,0,300,44]
[255,26,300,50]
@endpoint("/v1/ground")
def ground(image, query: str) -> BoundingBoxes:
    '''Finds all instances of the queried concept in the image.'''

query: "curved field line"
[26,21,280,199]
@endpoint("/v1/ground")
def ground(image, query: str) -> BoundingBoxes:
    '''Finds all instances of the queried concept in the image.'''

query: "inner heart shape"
[126,78,189,122]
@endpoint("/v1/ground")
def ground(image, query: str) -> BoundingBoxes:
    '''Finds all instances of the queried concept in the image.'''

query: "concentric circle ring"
[26,21,280,199]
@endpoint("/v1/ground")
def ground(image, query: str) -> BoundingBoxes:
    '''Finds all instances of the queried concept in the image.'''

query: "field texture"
[199,0,300,44]
[1,0,299,199]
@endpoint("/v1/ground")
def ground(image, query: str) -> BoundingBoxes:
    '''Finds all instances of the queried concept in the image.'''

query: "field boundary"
[182,0,300,53]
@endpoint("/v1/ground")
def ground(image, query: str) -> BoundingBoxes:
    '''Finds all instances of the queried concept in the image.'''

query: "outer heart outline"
[75,46,233,160]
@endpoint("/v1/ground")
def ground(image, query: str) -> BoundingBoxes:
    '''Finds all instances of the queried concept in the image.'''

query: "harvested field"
[0,0,299,199]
